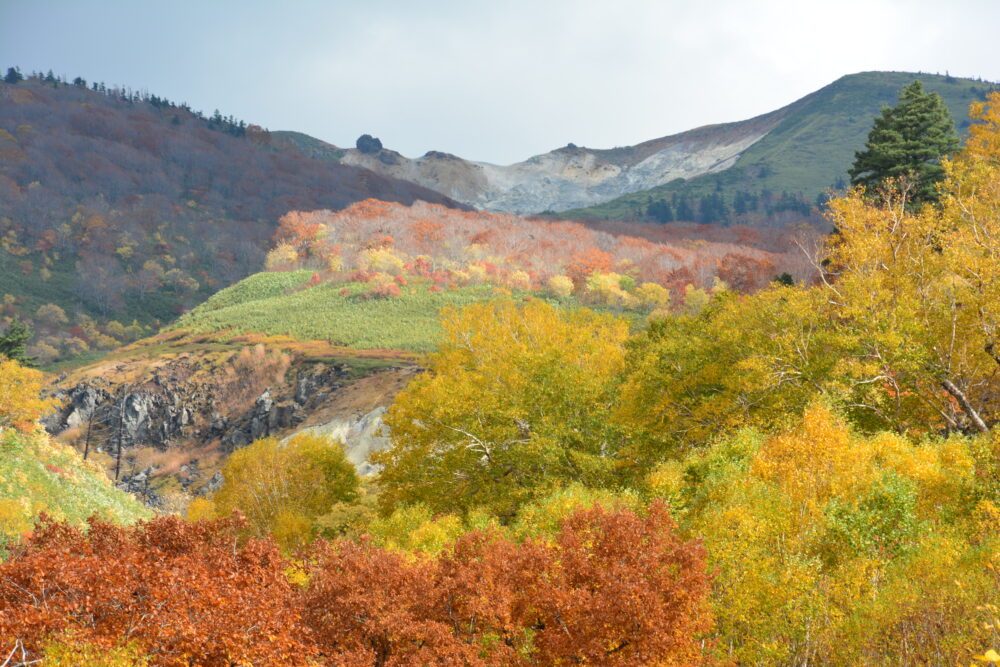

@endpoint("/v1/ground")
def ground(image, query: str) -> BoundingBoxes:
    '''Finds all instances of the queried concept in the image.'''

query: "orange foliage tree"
[302,501,712,666]
[0,515,309,666]
[268,200,802,299]
[716,252,776,293]
[1,505,713,666]
[564,248,615,287]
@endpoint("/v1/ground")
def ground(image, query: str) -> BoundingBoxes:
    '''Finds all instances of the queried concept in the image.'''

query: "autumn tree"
[824,93,1000,434]
[302,502,713,665]
[0,357,53,432]
[375,299,632,519]
[0,515,312,665]
[202,432,359,549]
[620,92,1000,441]
[659,404,996,664]
[565,248,615,287]
[2,506,713,665]
[616,287,863,451]
[716,252,776,293]
[35,303,68,329]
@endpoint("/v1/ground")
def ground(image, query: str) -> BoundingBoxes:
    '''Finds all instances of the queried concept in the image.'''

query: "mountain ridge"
[0,75,466,365]
[275,71,998,220]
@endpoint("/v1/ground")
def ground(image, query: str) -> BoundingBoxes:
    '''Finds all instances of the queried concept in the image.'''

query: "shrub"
[547,274,574,298]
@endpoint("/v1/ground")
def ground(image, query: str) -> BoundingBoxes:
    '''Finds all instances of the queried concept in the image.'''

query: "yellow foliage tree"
[668,405,991,664]
[205,432,359,550]
[264,243,299,271]
[375,299,631,519]
[635,281,671,309]
[821,92,1000,435]
[359,247,406,276]
[547,274,574,298]
[0,357,53,432]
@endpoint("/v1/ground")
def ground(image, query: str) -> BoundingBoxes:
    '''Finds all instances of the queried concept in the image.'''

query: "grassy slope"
[169,271,538,353]
[0,430,151,543]
[167,270,644,354]
[271,130,346,163]
[564,72,999,220]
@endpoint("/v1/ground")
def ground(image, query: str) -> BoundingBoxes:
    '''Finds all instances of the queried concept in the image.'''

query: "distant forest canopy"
[267,199,817,304]
[0,68,463,364]
[4,65,253,137]
[642,186,818,225]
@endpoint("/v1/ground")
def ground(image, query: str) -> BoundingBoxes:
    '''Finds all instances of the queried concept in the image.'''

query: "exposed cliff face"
[287,367,418,477]
[44,347,416,505]
[274,107,786,215]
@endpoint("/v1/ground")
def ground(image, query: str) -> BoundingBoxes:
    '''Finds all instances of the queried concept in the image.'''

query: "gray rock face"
[44,358,390,506]
[292,406,390,476]
[121,392,154,446]
[338,112,784,214]
[46,362,351,455]
[44,382,109,432]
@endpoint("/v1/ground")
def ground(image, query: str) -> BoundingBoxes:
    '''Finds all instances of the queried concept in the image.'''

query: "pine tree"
[3,67,22,84]
[849,80,960,204]
[0,319,35,366]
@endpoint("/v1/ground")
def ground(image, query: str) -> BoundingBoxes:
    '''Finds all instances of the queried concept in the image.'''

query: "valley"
[1,47,999,664]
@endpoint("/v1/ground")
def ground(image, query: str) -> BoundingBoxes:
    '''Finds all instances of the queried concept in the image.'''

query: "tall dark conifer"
[3,66,23,84]
[0,319,36,366]
[849,80,960,204]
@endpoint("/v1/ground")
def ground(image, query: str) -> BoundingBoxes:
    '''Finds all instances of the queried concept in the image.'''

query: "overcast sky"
[2,0,998,164]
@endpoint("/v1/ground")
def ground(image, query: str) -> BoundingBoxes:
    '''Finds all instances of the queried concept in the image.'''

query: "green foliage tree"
[0,318,36,366]
[849,80,959,204]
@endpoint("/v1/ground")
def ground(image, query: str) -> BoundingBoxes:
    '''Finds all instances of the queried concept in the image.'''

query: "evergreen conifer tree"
[849,80,959,204]
[3,67,23,84]
[0,319,36,366]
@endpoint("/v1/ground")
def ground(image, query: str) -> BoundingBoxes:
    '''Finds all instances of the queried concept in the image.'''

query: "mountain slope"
[282,72,997,221]
[563,71,999,221]
[275,109,787,215]
[0,429,151,548]
[0,76,465,365]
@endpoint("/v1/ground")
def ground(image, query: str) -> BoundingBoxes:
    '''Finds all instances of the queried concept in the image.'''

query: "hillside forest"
[2,80,1000,665]
[0,71,462,365]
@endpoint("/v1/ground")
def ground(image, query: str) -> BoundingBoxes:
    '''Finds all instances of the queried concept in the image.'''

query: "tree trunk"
[940,378,989,434]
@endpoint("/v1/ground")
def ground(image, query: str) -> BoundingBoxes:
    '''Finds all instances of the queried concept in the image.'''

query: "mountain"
[39,197,813,501]
[0,75,464,365]
[279,72,997,221]
[272,115,780,215]
[565,71,999,222]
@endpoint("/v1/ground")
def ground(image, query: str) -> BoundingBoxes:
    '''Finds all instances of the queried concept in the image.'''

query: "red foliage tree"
[1,505,712,666]
[565,248,615,287]
[716,252,777,293]
[302,502,713,666]
[0,515,310,666]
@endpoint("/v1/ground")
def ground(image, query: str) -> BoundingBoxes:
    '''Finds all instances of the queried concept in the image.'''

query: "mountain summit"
[277,72,997,221]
